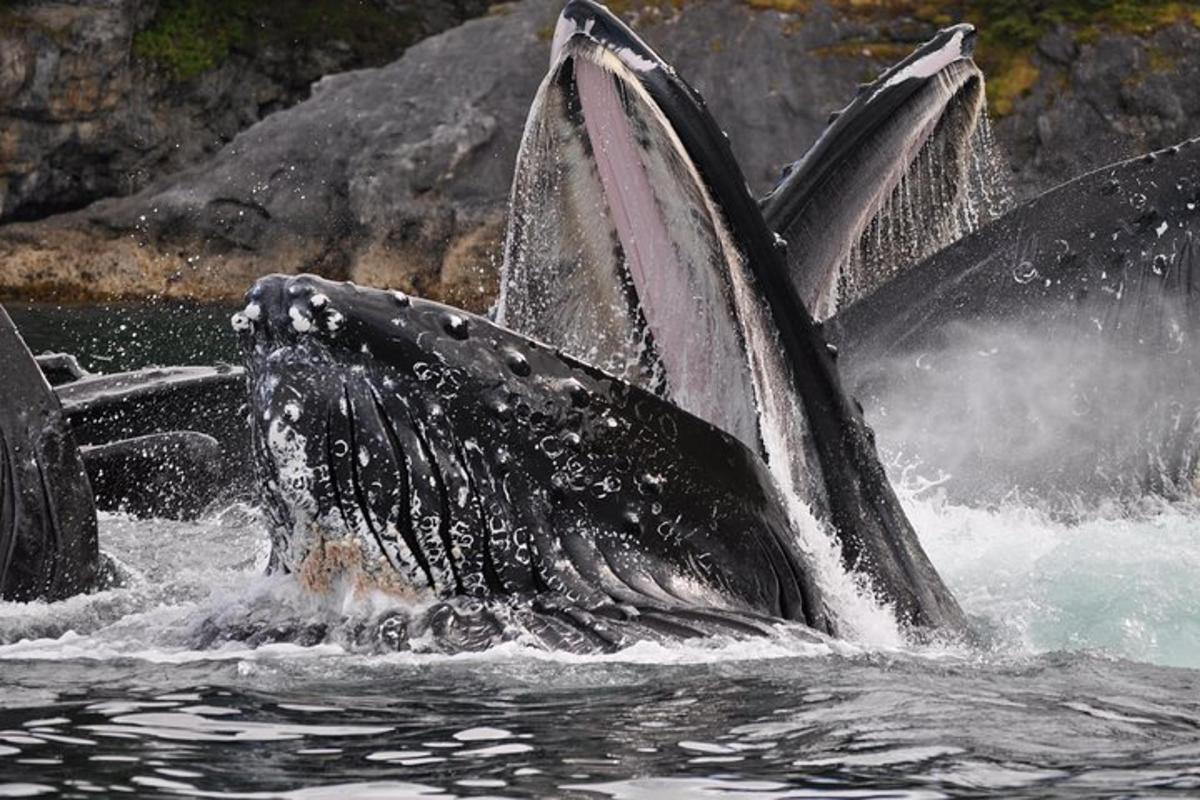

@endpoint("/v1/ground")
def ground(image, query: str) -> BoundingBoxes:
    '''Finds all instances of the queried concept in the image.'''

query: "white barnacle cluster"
[230,301,262,333]
[289,304,314,333]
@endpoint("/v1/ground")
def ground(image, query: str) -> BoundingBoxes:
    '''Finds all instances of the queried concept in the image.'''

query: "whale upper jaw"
[761,24,986,320]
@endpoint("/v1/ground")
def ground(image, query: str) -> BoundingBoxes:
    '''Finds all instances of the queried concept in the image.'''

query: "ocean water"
[2,307,1200,798]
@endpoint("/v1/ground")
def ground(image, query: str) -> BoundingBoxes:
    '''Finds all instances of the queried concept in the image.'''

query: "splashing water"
[5,306,1200,795]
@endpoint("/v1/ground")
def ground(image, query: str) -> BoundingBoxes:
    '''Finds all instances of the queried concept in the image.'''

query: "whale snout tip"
[236,274,363,341]
[957,25,977,58]
[235,274,487,375]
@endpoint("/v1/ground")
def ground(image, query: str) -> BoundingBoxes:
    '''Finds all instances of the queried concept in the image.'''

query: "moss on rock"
[133,0,428,81]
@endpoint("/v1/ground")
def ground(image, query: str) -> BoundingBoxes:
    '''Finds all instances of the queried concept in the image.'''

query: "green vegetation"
[951,0,1197,115]
[133,0,422,81]
[749,0,1199,116]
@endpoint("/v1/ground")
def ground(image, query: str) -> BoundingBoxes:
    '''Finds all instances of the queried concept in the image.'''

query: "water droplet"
[638,473,663,497]
[540,435,564,458]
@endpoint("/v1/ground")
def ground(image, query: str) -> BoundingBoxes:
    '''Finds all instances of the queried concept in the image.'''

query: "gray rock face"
[997,22,1200,200]
[0,0,495,223]
[0,1,1197,305]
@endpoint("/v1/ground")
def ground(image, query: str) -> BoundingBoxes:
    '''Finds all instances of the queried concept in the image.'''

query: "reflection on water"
[2,645,1200,798]
[0,503,1198,798]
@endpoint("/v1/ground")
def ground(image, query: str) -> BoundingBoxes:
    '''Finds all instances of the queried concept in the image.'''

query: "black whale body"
[241,274,835,652]
[500,0,967,635]
[0,306,98,602]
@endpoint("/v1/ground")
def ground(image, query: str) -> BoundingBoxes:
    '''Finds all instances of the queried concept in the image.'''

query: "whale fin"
[81,431,224,519]
[497,1,967,636]
[0,305,99,602]
[760,24,992,320]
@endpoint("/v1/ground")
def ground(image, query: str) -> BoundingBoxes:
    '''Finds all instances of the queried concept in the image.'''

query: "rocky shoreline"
[1,0,1197,307]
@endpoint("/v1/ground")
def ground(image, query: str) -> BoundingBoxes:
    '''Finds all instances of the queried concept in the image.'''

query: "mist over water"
[846,317,1200,509]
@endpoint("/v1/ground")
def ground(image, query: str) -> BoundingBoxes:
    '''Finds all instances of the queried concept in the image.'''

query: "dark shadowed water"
[3,305,1200,798]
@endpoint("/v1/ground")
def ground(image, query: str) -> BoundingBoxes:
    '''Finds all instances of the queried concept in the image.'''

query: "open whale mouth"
[762,25,994,319]
[496,0,764,454]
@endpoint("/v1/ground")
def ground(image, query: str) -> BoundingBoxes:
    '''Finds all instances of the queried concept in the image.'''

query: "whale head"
[236,274,832,636]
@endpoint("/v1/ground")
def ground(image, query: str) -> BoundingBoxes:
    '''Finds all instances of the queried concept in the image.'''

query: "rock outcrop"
[1,0,1198,306]
[0,0,496,223]
[996,21,1200,200]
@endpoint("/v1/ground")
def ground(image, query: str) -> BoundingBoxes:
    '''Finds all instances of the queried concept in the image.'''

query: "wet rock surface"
[0,0,1197,304]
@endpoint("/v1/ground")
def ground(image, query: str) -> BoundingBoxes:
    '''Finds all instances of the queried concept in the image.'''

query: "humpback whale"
[6,0,1195,655]
[56,364,251,517]
[829,140,1200,507]
[497,0,966,634]
[760,22,992,320]
[241,274,834,651]
[0,0,970,641]
[753,17,1199,507]
[0,306,98,602]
